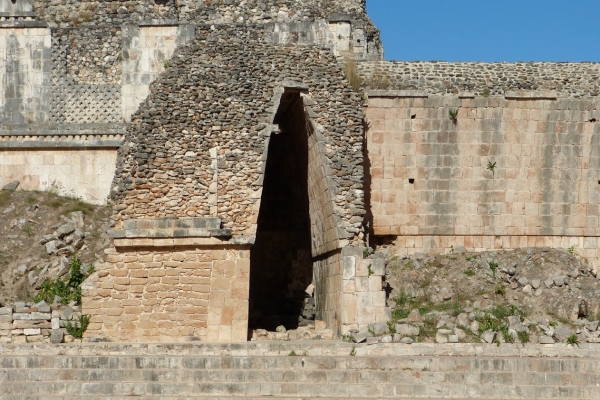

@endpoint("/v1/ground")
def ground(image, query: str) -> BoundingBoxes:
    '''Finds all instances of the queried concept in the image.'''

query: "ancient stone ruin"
[0,0,599,345]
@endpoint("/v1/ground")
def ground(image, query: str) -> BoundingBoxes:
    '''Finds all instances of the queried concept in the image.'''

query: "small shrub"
[566,334,580,347]
[23,225,34,237]
[488,262,498,278]
[464,269,475,277]
[387,320,397,334]
[500,325,514,343]
[494,285,505,295]
[343,56,362,92]
[448,109,459,123]
[482,87,491,97]
[362,247,371,258]
[81,10,92,22]
[163,60,171,69]
[487,160,497,173]
[33,255,91,305]
[349,346,356,356]
[65,314,90,339]
[517,331,529,344]
[367,264,373,276]
[288,350,297,356]
[567,245,575,255]
[26,196,37,204]
[477,313,500,334]
[62,200,94,216]
[341,334,352,343]
[395,291,408,307]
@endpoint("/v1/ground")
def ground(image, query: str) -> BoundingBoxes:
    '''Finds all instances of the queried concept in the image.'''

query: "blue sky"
[366,0,600,62]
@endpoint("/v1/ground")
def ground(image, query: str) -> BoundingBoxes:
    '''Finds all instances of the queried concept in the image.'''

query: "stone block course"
[84,246,250,343]
[1,342,600,398]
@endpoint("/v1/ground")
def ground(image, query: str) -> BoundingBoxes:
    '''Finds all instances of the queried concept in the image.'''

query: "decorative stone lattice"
[49,32,121,124]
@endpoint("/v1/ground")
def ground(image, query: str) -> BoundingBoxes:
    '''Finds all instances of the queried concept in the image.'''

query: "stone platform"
[1,342,599,399]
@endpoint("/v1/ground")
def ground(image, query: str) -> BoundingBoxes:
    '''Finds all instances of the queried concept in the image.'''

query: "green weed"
[449,109,459,123]
[65,314,90,339]
[33,255,91,305]
[517,331,530,344]
[566,334,579,347]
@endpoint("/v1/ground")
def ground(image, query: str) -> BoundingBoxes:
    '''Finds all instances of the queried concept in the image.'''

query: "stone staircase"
[1,342,600,399]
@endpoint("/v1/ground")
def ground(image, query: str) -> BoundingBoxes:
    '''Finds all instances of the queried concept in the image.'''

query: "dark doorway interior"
[248,91,313,332]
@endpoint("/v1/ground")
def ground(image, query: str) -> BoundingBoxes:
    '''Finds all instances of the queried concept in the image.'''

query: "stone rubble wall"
[365,92,600,262]
[0,301,81,344]
[358,61,600,98]
[109,25,365,245]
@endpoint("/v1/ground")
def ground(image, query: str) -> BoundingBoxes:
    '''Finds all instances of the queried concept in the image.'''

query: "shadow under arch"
[248,85,341,334]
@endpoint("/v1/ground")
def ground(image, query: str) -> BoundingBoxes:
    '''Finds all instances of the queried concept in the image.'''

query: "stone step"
[2,354,600,372]
[1,343,600,399]
[2,381,599,399]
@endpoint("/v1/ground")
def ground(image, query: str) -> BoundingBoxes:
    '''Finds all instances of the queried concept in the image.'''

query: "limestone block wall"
[0,26,51,125]
[365,91,600,261]
[122,24,189,120]
[0,149,117,204]
[314,248,388,336]
[83,243,250,343]
[340,253,387,335]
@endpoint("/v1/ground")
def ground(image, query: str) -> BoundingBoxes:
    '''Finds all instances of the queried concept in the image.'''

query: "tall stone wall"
[364,80,600,261]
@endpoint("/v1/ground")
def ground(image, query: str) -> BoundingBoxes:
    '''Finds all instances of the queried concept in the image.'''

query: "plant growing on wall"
[449,109,459,123]
[487,160,497,174]
[66,314,90,339]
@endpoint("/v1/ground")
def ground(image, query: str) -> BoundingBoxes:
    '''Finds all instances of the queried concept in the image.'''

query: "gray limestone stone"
[395,324,420,337]
[553,325,572,342]
[2,181,19,190]
[435,329,452,343]
[51,329,64,344]
[481,330,496,344]
[380,334,393,343]
[539,335,554,344]
[370,322,389,336]
[553,276,565,287]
